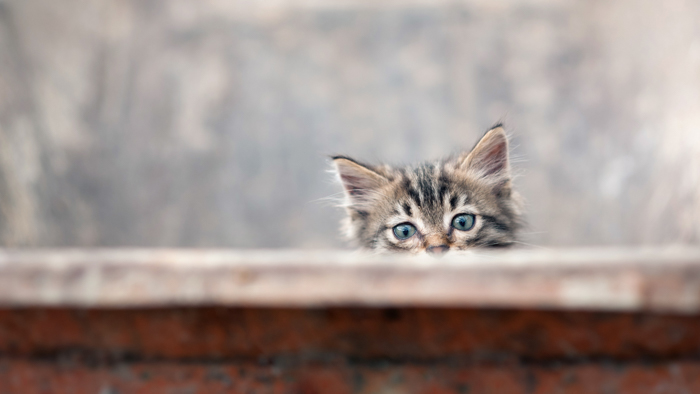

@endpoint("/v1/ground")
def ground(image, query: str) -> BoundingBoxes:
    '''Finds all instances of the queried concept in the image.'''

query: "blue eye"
[452,214,475,231]
[393,223,417,240]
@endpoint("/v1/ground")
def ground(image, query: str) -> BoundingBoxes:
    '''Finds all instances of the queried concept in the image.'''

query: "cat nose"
[426,245,449,257]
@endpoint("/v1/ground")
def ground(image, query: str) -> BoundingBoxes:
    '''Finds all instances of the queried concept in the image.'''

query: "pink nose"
[426,245,449,256]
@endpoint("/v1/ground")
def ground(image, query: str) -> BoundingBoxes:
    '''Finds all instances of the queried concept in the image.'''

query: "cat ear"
[458,125,511,185]
[332,156,389,205]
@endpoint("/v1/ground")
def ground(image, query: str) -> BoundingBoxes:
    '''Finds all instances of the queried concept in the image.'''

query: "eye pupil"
[393,223,416,240]
[452,214,475,231]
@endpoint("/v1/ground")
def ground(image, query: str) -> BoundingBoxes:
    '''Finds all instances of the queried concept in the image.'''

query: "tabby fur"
[332,125,523,254]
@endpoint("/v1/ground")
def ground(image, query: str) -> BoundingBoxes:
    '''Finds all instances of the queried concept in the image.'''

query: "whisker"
[306,192,347,205]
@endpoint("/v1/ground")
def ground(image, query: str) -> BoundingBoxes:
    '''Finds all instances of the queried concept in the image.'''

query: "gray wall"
[1,0,699,248]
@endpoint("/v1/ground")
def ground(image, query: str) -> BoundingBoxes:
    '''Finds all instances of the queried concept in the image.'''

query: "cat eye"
[393,223,417,240]
[452,214,475,231]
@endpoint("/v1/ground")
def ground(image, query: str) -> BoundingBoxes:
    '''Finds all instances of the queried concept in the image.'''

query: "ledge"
[1,247,700,312]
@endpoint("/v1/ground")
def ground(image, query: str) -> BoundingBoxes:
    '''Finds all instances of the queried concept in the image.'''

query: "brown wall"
[1,0,699,248]
[3,307,700,393]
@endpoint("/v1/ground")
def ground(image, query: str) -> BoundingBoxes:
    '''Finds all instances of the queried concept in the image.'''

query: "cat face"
[333,125,522,255]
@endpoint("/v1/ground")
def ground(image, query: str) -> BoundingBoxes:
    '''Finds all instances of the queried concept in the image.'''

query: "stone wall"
[0,0,699,247]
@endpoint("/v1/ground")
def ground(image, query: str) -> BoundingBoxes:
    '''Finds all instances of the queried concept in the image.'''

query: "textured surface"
[2,308,700,393]
[4,307,700,360]
[0,0,699,248]
[3,361,700,394]
[1,248,700,311]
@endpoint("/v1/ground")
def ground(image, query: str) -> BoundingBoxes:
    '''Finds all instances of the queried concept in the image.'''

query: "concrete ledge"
[1,248,700,312]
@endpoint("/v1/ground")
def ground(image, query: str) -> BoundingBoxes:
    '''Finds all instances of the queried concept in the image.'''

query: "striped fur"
[332,125,523,254]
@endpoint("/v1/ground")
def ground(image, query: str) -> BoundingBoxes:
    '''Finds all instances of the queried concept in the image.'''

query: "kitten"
[332,124,522,255]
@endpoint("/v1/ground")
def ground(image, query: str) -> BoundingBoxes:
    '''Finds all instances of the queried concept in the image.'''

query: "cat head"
[332,125,523,255]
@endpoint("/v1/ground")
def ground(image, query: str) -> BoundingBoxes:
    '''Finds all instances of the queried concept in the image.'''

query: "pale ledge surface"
[1,248,700,312]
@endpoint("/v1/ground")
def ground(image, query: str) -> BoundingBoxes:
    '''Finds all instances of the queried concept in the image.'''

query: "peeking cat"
[332,124,523,255]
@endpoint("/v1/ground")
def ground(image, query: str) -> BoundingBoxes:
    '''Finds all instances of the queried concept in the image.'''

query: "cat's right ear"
[457,125,511,184]
[332,156,389,205]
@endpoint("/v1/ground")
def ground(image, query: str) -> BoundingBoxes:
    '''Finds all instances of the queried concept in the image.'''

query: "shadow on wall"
[0,0,698,248]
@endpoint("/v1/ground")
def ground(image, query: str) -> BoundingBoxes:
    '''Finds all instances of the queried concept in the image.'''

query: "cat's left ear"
[332,156,389,206]
[458,125,511,187]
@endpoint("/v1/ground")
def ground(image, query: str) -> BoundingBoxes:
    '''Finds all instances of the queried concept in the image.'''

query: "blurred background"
[0,0,698,248]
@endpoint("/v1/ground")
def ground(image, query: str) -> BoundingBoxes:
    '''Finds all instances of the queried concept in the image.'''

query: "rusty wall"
[1,0,699,248]
[2,307,700,393]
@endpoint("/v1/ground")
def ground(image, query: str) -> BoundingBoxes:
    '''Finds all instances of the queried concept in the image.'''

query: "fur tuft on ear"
[332,156,389,206]
[458,126,511,185]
